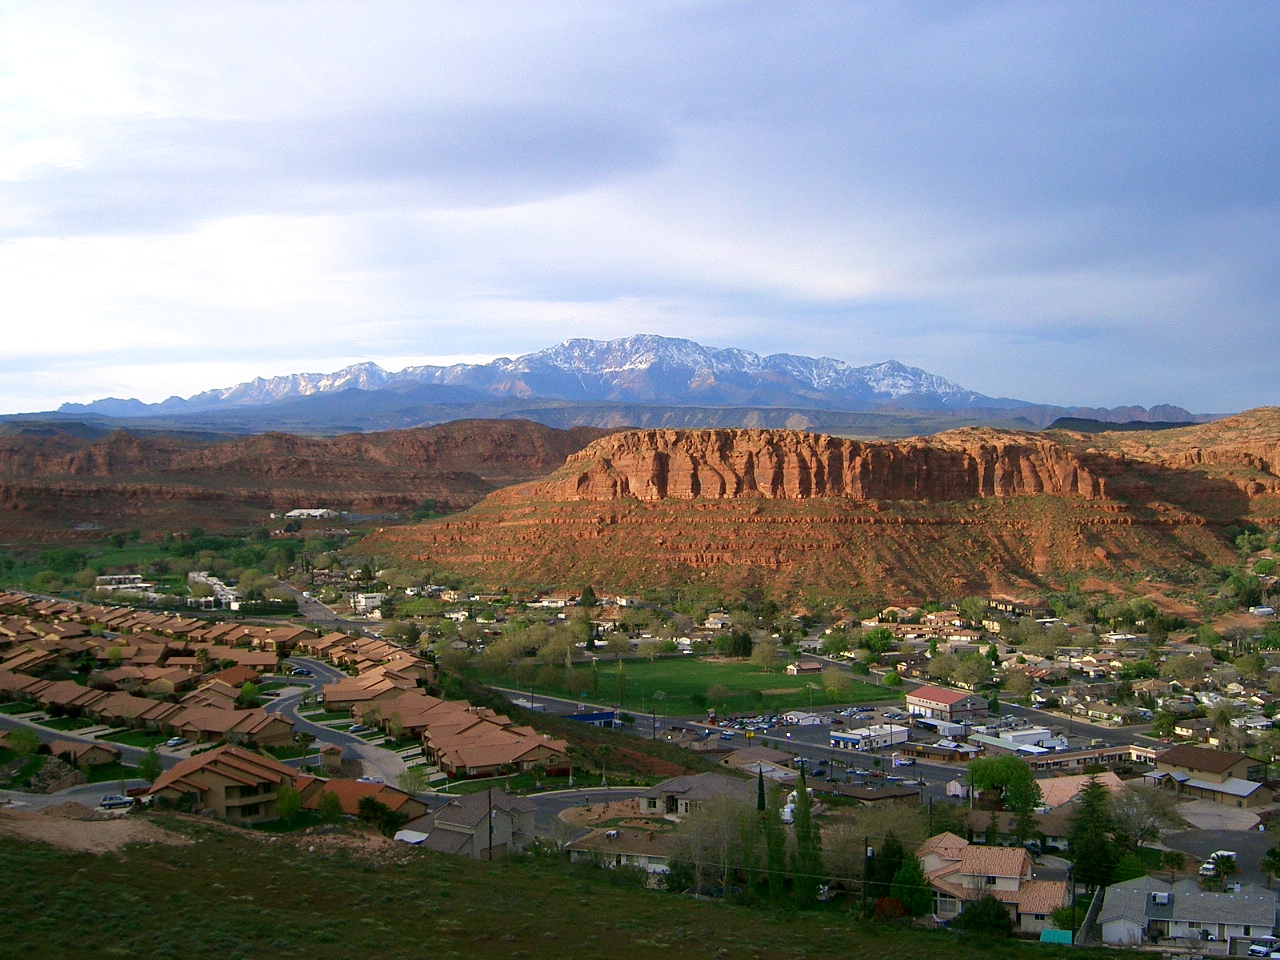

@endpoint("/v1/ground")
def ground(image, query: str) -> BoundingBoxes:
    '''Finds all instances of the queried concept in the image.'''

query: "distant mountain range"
[39,335,1210,436]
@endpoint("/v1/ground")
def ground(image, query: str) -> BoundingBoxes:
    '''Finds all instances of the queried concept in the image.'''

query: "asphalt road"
[269,656,408,783]
[1164,829,1276,886]
[277,585,375,633]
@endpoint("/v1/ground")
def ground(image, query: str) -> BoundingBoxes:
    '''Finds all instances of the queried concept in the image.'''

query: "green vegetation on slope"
[467,656,899,717]
[0,825,1102,960]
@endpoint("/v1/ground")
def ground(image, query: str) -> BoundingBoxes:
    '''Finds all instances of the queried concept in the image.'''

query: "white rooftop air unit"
[1151,892,1171,905]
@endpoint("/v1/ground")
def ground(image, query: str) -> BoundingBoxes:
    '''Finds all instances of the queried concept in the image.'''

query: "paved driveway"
[1164,827,1276,884]
[1178,800,1262,832]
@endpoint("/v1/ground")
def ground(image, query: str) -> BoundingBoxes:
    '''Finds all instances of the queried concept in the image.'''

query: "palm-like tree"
[1261,847,1280,890]
[595,745,611,787]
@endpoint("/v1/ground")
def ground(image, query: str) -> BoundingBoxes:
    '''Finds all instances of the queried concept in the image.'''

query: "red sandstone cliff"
[520,428,1107,503]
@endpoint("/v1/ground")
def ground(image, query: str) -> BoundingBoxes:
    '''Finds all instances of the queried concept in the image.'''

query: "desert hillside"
[0,419,611,539]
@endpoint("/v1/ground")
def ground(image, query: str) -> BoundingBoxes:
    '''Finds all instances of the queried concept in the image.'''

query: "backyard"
[474,656,901,717]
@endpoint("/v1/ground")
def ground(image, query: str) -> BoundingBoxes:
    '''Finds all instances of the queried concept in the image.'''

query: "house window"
[1189,923,1201,930]
[1245,927,1252,936]
[239,803,260,817]
[985,876,996,885]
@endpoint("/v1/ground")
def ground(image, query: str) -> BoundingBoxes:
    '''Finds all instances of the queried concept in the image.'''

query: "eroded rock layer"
[528,428,1106,503]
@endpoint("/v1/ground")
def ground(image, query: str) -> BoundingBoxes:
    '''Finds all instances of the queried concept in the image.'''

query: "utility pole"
[862,837,872,918]
[487,785,493,861]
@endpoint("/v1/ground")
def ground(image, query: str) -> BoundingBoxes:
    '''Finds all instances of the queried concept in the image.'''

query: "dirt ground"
[560,798,652,826]
[0,805,191,854]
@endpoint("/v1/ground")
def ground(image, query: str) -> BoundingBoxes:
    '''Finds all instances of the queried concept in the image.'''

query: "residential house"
[400,792,536,859]
[641,772,755,819]
[1036,771,1125,810]
[916,832,1069,933]
[297,778,428,821]
[1099,876,1279,945]
[1147,744,1271,808]
[49,739,121,767]
[568,827,675,876]
[145,745,298,824]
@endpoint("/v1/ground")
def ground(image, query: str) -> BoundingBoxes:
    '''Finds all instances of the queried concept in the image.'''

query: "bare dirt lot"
[0,804,191,854]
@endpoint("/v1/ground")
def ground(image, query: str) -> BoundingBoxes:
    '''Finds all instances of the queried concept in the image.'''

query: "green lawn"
[263,744,310,761]
[0,819,1092,960]
[299,710,352,722]
[36,716,96,731]
[85,760,140,784]
[100,729,169,748]
[0,701,39,715]
[1,754,46,789]
[475,657,901,717]
[252,810,329,833]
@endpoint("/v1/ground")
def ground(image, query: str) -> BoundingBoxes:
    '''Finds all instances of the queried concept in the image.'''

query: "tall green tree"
[890,855,934,916]
[1069,773,1117,889]
[790,769,824,906]
[761,784,788,901]
[137,745,163,784]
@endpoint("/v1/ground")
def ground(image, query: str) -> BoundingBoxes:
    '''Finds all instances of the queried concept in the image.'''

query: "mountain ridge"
[52,334,1209,427]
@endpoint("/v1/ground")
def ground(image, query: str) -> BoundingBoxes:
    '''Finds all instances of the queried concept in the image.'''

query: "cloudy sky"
[1,1,1276,414]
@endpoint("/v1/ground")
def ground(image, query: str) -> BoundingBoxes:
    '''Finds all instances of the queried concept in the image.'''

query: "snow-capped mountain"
[60,335,1008,416]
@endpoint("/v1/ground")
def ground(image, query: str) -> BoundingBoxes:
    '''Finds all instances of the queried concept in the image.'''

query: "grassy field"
[0,701,38,715]
[476,657,901,717]
[37,716,96,731]
[0,821,1093,960]
[100,729,169,748]
[84,760,139,784]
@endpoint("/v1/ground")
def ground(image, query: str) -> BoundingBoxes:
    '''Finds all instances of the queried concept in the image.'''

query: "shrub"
[951,895,1014,938]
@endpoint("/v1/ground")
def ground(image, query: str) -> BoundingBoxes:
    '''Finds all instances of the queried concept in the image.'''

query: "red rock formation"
[526,428,1106,503]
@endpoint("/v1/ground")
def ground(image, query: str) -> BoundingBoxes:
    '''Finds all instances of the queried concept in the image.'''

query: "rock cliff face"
[529,428,1106,503]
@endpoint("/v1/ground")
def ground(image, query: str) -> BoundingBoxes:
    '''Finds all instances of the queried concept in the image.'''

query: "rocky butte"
[531,428,1106,503]
[368,420,1280,598]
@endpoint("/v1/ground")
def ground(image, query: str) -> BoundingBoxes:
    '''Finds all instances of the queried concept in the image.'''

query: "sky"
[1,1,1277,414]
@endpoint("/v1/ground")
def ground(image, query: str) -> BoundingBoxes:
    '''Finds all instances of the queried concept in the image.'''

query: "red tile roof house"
[145,745,299,824]
[296,777,428,822]
[50,739,121,768]
[905,685,990,723]
[916,832,1070,933]
[165,706,296,749]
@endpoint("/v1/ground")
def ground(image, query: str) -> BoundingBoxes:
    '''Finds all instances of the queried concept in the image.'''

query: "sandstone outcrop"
[526,428,1106,503]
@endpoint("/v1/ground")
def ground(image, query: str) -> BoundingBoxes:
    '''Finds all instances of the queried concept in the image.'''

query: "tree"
[968,756,1041,813]
[579,585,598,608]
[1160,849,1186,882]
[761,784,788,901]
[821,633,851,656]
[531,761,547,789]
[889,855,933,917]
[637,638,662,663]
[595,745,611,786]
[1109,783,1181,851]
[1069,774,1117,889]
[881,671,902,687]
[1003,672,1033,701]
[951,895,1013,937]
[138,745,163,784]
[750,639,782,672]
[954,653,991,689]
[1260,847,1280,889]
[706,683,731,704]
[1234,653,1266,679]
[1160,654,1203,682]
[1210,852,1238,884]
[277,781,301,824]
[1111,852,1148,883]
[928,653,959,682]
[790,770,824,906]
[397,766,430,795]
[822,666,850,697]
[8,727,38,757]
[317,790,343,823]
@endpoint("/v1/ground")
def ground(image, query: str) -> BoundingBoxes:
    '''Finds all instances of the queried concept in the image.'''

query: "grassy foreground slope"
[0,824,1100,960]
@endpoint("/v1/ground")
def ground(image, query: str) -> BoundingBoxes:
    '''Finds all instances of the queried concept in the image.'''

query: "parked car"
[291,667,313,677]
[99,795,132,810]
[356,776,384,784]
[348,724,368,733]
[164,737,188,748]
